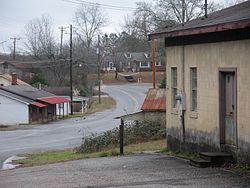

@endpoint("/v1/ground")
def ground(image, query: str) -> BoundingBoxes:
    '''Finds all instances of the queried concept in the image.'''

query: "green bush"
[158,73,166,88]
[75,120,166,154]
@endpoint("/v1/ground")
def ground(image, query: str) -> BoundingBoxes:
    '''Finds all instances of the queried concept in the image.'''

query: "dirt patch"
[0,125,17,131]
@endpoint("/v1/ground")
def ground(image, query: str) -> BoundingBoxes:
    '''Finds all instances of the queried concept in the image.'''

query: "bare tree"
[24,15,70,86]
[73,4,107,53]
[123,0,221,39]
[156,0,220,24]
[24,15,56,60]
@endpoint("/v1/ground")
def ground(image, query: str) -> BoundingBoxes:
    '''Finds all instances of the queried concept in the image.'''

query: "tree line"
[20,0,245,91]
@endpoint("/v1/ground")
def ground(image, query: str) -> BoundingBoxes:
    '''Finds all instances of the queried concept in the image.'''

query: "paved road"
[0,153,249,188]
[0,84,150,168]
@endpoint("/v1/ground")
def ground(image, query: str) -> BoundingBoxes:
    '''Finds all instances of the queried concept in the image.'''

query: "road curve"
[0,84,150,168]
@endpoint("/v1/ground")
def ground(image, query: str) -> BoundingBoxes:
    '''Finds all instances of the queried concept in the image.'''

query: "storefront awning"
[37,96,70,104]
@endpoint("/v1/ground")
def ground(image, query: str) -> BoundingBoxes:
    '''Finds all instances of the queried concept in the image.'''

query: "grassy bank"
[67,96,116,118]
[87,96,116,114]
[15,139,166,167]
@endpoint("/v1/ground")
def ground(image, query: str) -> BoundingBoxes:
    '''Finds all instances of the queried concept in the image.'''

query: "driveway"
[0,153,249,188]
[0,84,150,168]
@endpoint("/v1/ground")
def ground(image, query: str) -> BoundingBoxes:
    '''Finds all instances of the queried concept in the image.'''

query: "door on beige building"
[219,70,237,147]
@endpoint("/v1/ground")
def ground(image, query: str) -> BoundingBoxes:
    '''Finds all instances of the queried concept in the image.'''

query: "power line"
[75,0,136,10]
[62,0,136,11]
[0,40,7,45]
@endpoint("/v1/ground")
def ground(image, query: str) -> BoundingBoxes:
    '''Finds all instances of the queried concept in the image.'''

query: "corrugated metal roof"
[0,85,54,100]
[141,89,166,111]
[37,96,70,104]
[149,1,250,39]
[31,101,47,108]
[0,89,33,104]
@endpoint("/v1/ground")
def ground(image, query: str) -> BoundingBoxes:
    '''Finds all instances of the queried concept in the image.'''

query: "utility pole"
[182,0,185,25]
[204,0,208,18]
[69,25,73,115]
[10,37,20,61]
[97,35,101,104]
[151,39,156,89]
[58,26,66,57]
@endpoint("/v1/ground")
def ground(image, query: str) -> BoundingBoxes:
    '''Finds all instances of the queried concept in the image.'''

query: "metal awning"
[37,96,70,104]
[31,101,47,108]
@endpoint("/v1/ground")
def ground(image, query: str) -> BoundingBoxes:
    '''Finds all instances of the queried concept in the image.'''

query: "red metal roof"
[37,96,70,104]
[141,89,166,111]
[31,101,47,108]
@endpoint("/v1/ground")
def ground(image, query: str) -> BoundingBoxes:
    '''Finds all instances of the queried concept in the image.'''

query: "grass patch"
[87,96,116,114]
[65,96,116,119]
[234,163,250,176]
[15,139,166,167]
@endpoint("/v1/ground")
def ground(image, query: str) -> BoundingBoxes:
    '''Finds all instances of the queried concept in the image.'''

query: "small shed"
[115,89,166,126]
[42,86,89,114]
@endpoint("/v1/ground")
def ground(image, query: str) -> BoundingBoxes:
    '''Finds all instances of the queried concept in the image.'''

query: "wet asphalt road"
[0,84,150,168]
[0,153,249,188]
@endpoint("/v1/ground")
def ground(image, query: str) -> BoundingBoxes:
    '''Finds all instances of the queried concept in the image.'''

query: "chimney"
[11,72,17,85]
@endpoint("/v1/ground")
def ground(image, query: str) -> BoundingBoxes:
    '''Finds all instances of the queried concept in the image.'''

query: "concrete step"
[189,158,211,168]
[199,152,233,167]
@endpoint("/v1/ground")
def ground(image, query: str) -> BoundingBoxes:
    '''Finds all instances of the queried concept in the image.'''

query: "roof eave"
[149,19,250,40]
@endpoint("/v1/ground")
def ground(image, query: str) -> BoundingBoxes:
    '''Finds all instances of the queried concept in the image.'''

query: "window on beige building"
[171,67,177,108]
[190,67,197,111]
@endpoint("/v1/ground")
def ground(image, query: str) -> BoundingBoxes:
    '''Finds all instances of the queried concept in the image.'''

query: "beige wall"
[166,39,250,163]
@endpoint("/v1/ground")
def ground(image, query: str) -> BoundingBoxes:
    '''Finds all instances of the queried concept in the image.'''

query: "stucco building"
[149,1,250,164]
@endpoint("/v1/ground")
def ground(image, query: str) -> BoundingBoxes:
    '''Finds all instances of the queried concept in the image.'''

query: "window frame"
[190,67,197,112]
[171,67,177,108]
[140,61,149,68]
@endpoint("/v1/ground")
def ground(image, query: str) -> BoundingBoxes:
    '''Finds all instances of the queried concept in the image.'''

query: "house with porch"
[101,52,165,72]
[149,1,250,164]
[0,85,70,125]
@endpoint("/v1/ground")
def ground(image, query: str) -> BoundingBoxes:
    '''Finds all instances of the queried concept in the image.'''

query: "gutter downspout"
[181,45,186,143]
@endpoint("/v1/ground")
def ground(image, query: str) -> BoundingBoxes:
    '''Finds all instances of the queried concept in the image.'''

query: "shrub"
[75,120,166,154]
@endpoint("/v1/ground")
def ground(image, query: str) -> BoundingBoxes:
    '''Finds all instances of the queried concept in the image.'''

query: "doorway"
[219,69,237,148]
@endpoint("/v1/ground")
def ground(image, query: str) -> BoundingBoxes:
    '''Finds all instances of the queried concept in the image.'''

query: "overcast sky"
[0,0,230,54]
[0,0,153,54]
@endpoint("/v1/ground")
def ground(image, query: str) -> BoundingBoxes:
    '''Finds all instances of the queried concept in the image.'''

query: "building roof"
[149,1,250,40]
[0,89,33,104]
[141,89,166,111]
[0,85,70,105]
[37,96,70,104]
[42,87,71,96]
[31,101,47,107]
[0,74,30,86]
[103,52,161,63]
[0,85,54,100]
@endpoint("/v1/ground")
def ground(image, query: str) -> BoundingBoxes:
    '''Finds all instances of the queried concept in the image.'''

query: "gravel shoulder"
[0,153,249,188]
